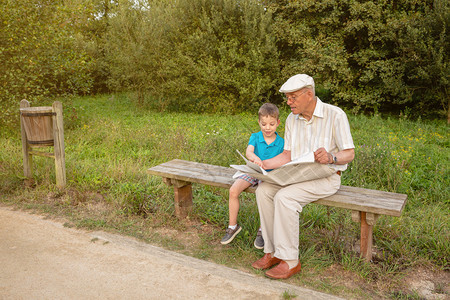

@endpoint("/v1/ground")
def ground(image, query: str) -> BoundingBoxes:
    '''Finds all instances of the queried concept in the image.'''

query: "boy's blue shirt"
[248,131,284,161]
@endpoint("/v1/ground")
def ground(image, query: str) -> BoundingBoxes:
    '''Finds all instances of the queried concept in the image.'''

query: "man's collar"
[295,97,324,120]
[313,97,324,118]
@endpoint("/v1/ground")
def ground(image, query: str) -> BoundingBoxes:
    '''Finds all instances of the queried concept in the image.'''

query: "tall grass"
[0,94,448,292]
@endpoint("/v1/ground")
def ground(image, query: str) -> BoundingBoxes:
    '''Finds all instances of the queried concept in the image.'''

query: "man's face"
[284,89,310,115]
[258,115,280,139]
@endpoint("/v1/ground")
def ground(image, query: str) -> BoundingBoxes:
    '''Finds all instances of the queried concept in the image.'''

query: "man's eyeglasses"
[284,90,307,102]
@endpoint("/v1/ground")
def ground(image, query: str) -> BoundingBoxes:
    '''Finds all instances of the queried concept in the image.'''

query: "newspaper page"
[230,150,335,186]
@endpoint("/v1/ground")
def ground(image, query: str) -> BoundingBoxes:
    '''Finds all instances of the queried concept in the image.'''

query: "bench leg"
[352,211,379,262]
[161,178,193,218]
[360,212,373,262]
[173,183,193,218]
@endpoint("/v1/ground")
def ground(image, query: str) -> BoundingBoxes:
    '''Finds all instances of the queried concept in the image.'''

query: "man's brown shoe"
[251,253,281,270]
[265,261,301,279]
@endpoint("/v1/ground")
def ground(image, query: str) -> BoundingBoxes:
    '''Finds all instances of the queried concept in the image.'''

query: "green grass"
[0,94,448,299]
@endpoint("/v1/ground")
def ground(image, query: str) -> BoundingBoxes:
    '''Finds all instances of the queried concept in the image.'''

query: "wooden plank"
[28,150,55,158]
[158,159,236,178]
[148,160,252,189]
[148,163,257,193]
[147,159,407,216]
[330,187,407,212]
[316,188,406,217]
[148,165,234,187]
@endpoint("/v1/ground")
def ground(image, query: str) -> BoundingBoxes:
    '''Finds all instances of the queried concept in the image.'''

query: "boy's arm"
[245,145,263,166]
[261,150,291,170]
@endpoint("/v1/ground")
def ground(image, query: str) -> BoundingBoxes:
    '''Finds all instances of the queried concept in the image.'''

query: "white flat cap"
[279,74,315,93]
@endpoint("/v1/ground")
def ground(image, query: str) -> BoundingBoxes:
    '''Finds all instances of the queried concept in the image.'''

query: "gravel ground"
[0,205,343,300]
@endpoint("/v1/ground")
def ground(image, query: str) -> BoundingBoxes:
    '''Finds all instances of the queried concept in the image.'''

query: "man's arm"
[260,150,291,170]
[314,148,355,165]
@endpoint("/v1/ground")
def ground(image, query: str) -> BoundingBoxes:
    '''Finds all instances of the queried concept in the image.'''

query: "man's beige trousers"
[256,174,341,260]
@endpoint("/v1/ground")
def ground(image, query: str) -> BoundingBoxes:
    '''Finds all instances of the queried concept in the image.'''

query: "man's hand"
[314,147,332,164]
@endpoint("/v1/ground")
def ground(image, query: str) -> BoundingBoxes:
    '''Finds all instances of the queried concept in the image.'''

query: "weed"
[281,290,297,299]
[388,290,423,299]
[76,218,107,230]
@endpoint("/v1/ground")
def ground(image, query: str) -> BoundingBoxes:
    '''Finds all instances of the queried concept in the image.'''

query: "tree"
[265,0,449,118]
[0,0,95,129]
[104,0,281,113]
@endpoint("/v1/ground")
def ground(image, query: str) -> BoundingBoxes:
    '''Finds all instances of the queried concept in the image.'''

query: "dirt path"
[0,206,343,299]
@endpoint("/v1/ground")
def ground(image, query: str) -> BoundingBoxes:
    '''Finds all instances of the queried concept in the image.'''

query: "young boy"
[221,103,284,249]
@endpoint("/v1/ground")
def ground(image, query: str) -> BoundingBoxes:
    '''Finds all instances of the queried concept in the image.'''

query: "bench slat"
[150,159,258,191]
[160,159,237,177]
[149,164,234,188]
[316,187,406,217]
[147,159,407,217]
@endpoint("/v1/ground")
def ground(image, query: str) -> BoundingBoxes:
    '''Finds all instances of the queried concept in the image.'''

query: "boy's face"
[258,115,280,139]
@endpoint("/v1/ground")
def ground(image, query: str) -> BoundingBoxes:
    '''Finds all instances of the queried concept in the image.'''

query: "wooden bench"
[147,159,407,262]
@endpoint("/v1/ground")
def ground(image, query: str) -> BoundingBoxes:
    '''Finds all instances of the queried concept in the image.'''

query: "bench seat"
[147,159,407,261]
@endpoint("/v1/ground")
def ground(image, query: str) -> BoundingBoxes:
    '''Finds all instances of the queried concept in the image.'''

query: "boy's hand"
[252,157,263,167]
[259,161,268,170]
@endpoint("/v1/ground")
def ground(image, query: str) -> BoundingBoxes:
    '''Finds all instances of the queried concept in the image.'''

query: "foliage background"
[268,0,449,116]
[1,0,449,129]
[0,0,94,128]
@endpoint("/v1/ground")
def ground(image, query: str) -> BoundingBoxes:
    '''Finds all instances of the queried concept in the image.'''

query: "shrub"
[267,0,449,117]
[104,0,281,113]
[0,0,95,129]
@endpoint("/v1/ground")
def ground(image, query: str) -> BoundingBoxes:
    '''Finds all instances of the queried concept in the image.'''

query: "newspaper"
[230,150,335,186]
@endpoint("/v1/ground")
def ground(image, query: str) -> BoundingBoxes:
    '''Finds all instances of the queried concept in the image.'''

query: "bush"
[0,0,95,129]
[267,0,449,117]
[104,0,282,113]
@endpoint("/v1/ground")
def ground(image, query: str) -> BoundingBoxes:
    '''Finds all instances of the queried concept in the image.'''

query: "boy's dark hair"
[258,103,279,120]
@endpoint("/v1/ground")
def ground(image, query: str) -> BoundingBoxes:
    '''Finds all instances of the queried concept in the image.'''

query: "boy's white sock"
[228,224,237,230]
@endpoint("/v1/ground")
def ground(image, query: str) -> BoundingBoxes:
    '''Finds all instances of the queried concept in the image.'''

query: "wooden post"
[352,211,379,261]
[52,101,66,188]
[360,212,373,262]
[171,179,193,218]
[20,100,33,181]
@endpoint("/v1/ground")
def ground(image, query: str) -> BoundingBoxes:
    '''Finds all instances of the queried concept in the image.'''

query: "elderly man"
[252,74,355,279]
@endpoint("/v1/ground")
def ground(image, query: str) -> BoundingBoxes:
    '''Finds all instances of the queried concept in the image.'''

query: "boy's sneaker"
[220,225,242,245]
[254,230,264,249]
